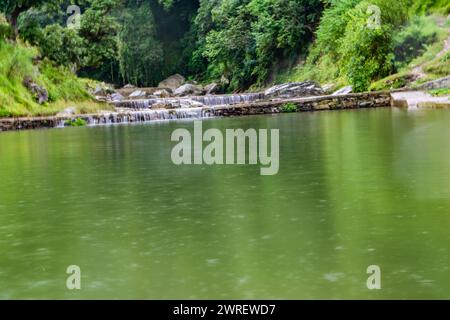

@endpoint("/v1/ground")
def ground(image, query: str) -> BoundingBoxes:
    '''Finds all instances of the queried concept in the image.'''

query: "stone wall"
[210,92,392,116]
[0,117,62,132]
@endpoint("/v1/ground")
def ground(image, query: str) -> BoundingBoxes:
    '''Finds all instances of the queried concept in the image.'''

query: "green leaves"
[192,0,323,91]
[118,2,163,86]
[308,0,409,92]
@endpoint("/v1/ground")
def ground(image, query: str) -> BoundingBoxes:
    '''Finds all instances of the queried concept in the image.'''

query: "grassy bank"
[0,39,111,118]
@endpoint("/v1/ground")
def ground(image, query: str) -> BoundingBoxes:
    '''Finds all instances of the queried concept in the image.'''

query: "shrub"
[281,102,298,113]
[65,118,87,127]
[39,24,84,69]
[429,88,450,97]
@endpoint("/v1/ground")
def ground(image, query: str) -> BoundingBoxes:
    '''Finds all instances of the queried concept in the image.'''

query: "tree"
[118,2,163,86]
[39,24,84,70]
[192,0,323,91]
[0,0,61,38]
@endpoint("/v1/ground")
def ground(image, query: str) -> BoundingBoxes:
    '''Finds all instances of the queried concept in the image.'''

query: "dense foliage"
[190,0,324,90]
[1,0,449,92]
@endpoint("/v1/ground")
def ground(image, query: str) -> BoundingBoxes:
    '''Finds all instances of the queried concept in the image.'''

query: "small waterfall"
[114,93,265,109]
[191,93,265,106]
[62,108,213,127]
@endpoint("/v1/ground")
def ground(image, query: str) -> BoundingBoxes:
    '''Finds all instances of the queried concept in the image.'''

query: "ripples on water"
[0,108,450,299]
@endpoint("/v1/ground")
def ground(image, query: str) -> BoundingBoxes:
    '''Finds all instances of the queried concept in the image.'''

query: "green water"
[1,107,450,299]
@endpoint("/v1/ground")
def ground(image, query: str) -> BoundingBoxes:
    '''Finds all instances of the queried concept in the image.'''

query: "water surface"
[1,108,450,299]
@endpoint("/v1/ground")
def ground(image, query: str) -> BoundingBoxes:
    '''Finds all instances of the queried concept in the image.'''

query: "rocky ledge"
[0,91,392,132]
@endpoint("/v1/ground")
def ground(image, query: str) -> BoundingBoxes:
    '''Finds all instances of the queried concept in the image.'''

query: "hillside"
[274,2,450,93]
[0,14,113,117]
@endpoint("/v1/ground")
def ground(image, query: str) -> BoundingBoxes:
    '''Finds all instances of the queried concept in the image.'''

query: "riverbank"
[0,91,392,132]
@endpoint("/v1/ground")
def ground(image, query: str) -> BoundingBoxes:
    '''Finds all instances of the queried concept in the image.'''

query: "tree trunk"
[8,6,27,40]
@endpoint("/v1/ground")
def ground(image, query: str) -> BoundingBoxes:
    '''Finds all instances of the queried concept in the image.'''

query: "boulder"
[129,90,146,98]
[123,84,136,89]
[332,86,353,96]
[23,76,48,104]
[204,83,219,95]
[322,84,337,95]
[110,92,124,102]
[93,83,115,96]
[158,74,185,90]
[265,81,324,99]
[93,85,104,95]
[154,89,172,98]
[174,84,204,97]
[95,96,108,102]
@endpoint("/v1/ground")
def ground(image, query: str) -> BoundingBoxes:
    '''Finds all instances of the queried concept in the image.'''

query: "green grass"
[369,73,413,91]
[429,88,450,96]
[422,51,450,78]
[0,38,108,117]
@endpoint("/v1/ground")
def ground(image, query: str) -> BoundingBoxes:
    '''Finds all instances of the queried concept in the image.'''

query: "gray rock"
[332,86,353,96]
[322,83,336,94]
[417,76,450,90]
[95,96,108,102]
[110,93,124,102]
[93,85,104,95]
[93,84,114,96]
[23,76,48,104]
[204,83,219,95]
[265,81,324,99]
[154,89,172,98]
[158,74,185,90]
[123,84,136,89]
[174,84,204,97]
[129,90,146,98]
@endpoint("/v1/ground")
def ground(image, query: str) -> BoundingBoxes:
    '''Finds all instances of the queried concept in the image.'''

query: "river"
[0,107,449,299]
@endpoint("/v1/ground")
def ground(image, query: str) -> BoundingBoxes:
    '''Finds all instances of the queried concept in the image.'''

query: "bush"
[303,0,409,91]
[337,1,406,91]
[281,102,298,113]
[39,24,84,69]
[65,118,87,127]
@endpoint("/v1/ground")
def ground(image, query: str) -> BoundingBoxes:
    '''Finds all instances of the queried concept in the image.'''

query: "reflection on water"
[0,108,450,299]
